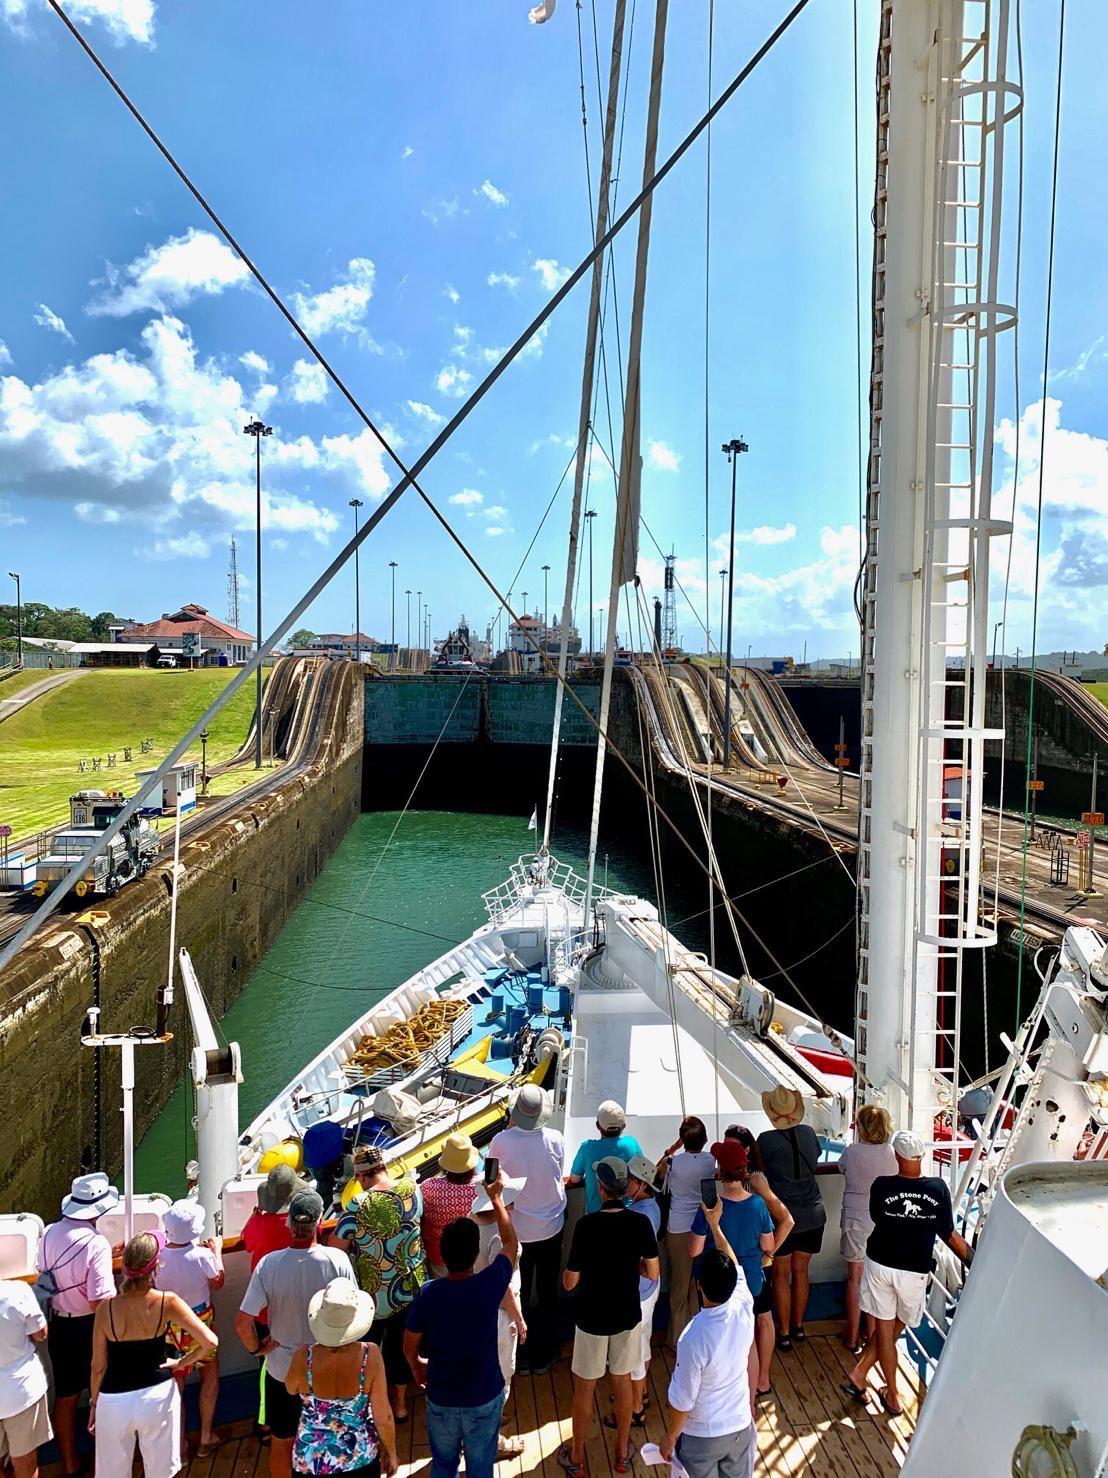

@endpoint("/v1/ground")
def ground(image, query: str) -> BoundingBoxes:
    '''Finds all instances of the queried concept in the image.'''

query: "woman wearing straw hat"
[89,1231,217,1478]
[420,1133,482,1279]
[285,1280,397,1477]
[756,1088,827,1351]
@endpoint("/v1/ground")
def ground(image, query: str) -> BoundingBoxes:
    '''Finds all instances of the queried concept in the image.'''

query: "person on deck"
[37,1172,118,1478]
[158,1200,225,1460]
[837,1105,897,1354]
[330,1146,426,1423]
[469,1177,528,1461]
[616,1154,663,1433]
[237,1191,355,1478]
[420,1133,482,1280]
[487,1083,566,1374]
[242,1165,312,1272]
[655,1116,716,1345]
[756,1088,827,1350]
[403,1171,518,1478]
[843,1130,974,1417]
[565,1101,642,1215]
[719,1127,794,1395]
[0,1277,51,1478]
[688,1140,785,1399]
[558,1157,660,1478]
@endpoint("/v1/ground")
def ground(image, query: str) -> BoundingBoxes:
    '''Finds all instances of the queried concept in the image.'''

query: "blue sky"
[0,0,1105,659]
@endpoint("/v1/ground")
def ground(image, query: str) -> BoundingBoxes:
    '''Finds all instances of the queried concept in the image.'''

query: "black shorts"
[265,1371,302,1441]
[48,1313,95,1399]
[775,1223,824,1259]
[752,1280,773,1316]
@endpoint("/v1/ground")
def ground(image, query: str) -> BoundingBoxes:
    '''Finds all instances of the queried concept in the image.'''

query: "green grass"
[0,669,260,838]
[0,668,69,701]
[1086,683,1108,711]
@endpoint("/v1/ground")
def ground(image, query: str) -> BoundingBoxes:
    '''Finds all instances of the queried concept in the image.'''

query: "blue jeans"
[426,1390,505,1478]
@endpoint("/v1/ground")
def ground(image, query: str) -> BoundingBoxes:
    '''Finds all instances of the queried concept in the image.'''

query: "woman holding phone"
[655,1116,715,1344]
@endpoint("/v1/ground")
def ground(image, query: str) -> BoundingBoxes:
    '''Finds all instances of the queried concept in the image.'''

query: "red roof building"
[117,604,255,663]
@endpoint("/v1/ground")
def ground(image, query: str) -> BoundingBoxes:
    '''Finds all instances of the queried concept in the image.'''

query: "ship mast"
[857,0,1018,1145]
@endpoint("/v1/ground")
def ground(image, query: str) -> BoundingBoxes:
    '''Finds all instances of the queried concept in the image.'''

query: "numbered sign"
[1081,811,1105,827]
[1028,779,1045,793]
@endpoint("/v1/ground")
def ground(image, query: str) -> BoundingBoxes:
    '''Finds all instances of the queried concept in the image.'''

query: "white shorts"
[95,1380,182,1478]
[571,1325,639,1380]
[631,1286,660,1382]
[859,1257,927,1327]
[498,1308,519,1384]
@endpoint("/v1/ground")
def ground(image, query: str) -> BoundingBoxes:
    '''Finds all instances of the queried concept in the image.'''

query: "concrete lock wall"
[0,670,365,1219]
[364,674,603,748]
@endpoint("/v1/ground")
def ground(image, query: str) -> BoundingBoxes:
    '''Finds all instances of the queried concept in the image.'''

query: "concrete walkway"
[0,668,86,724]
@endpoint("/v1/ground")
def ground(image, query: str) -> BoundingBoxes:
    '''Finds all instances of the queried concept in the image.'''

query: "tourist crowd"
[0,1086,972,1478]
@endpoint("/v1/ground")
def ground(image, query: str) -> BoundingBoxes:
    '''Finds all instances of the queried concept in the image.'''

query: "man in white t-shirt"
[0,1279,51,1477]
[488,1083,565,1373]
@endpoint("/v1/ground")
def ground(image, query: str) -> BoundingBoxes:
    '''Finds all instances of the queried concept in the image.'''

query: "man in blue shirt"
[566,1101,643,1214]
[404,1170,517,1478]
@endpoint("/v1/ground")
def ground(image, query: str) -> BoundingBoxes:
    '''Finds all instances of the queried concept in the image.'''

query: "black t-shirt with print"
[866,1174,955,1275]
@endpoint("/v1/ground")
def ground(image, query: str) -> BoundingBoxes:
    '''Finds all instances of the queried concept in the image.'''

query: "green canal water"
[134,810,660,1197]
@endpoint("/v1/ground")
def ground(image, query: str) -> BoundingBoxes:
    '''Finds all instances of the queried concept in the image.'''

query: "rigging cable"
[1014,0,1065,1029]
[704,0,721,1140]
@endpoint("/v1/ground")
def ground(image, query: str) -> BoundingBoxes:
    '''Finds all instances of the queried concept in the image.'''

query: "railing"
[481,852,612,924]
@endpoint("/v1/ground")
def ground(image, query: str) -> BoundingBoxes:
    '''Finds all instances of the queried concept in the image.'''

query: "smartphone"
[700,1177,718,1210]
[484,1156,500,1186]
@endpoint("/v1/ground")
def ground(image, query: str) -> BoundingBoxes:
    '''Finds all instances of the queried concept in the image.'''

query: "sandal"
[791,1325,806,1343]
[878,1388,904,1418]
[775,1334,792,1352]
[614,1450,635,1474]
[557,1442,586,1476]
[195,1437,224,1459]
[604,1410,647,1431]
[498,1435,527,1457]
[840,1379,867,1403]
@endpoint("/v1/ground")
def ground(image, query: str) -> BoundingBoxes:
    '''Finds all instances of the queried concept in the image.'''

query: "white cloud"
[287,358,329,404]
[453,324,473,348]
[444,285,461,305]
[646,438,679,472]
[291,258,376,342]
[0,314,351,541]
[436,364,472,398]
[476,179,509,208]
[239,350,270,375]
[1051,335,1107,384]
[33,304,74,343]
[485,525,508,537]
[0,500,26,527]
[737,523,797,546]
[140,531,210,561]
[423,198,461,227]
[88,229,247,317]
[406,399,445,427]
[0,340,11,368]
[532,258,571,292]
[529,431,577,455]
[401,145,414,159]
[487,271,521,290]
[316,428,392,501]
[483,504,508,520]
[449,489,484,510]
[2,0,154,44]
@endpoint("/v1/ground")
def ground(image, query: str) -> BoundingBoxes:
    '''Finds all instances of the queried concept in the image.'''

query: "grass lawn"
[0,669,262,839]
[0,668,71,701]
[1086,683,1108,711]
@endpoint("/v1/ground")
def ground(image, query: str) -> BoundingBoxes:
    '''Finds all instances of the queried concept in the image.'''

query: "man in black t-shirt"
[558,1157,659,1477]
[842,1130,973,1416]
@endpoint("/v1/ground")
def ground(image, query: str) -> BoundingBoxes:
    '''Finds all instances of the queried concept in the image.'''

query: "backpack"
[34,1230,98,1317]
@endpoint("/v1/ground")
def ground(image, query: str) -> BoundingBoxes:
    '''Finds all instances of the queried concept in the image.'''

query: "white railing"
[481,853,611,924]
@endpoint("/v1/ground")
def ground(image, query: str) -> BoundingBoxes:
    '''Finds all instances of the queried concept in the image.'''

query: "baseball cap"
[891,1129,925,1161]
[626,1153,659,1190]
[710,1139,748,1176]
[288,1189,325,1228]
[595,1156,630,1194]
[596,1100,626,1131]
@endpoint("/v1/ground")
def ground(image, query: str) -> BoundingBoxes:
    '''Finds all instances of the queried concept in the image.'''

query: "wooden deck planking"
[42,1331,922,1477]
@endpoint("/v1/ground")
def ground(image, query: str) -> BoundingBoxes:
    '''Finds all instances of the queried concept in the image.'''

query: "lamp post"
[718,570,727,671]
[243,417,272,769]
[720,437,749,769]
[584,509,597,658]
[992,619,1003,670]
[7,571,21,668]
[542,564,551,650]
[417,591,423,653]
[388,561,398,661]
[405,589,412,651]
[349,499,364,665]
[200,728,209,795]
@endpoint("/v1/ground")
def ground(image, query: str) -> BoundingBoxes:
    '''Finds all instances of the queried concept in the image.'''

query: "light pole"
[992,619,1003,670]
[388,561,398,661]
[7,572,21,668]
[721,437,748,769]
[200,728,209,795]
[584,510,597,657]
[718,570,727,670]
[417,591,423,652]
[349,499,364,665]
[405,589,412,651]
[542,564,551,649]
[243,417,272,769]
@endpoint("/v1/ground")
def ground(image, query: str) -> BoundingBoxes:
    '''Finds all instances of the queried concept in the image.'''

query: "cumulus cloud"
[406,399,445,427]
[423,198,461,227]
[88,229,248,317]
[33,303,74,342]
[239,350,270,375]
[476,179,509,207]
[449,489,484,516]
[532,258,570,292]
[291,258,376,342]
[444,285,461,305]
[646,439,679,472]
[0,341,11,368]
[400,145,414,159]
[2,0,154,44]
[0,314,363,542]
[737,523,797,546]
[0,500,26,527]
[436,364,472,398]
[139,531,210,561]
[287,358,329,404]
[487,271,521,290]
[485,525,508,537]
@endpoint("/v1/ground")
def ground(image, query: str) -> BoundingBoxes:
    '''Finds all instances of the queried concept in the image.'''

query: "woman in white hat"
[285,1279,397,1477]
[420,1133,482,1279]
[157,1200,225,1458]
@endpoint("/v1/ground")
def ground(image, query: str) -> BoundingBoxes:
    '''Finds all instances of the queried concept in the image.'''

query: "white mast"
[542,0,627,852]
[181,948,243,1236]
[857,0,1016,1142]
[584,0,669,913]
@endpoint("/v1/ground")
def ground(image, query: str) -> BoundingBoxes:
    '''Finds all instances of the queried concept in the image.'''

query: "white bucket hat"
[62,1172,120,1222]
[308,1278,376,1346]
[163,1199,206,1245]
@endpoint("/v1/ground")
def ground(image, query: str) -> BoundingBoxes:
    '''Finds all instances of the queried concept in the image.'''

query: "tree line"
[0,603,135,648]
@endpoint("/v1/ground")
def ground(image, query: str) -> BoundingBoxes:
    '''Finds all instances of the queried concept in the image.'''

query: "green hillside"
[0,668,63,701]
[0,669,259,838]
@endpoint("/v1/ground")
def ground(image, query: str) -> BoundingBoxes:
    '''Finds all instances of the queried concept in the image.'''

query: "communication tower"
[226,538,240,628]
[662,552,678,651]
